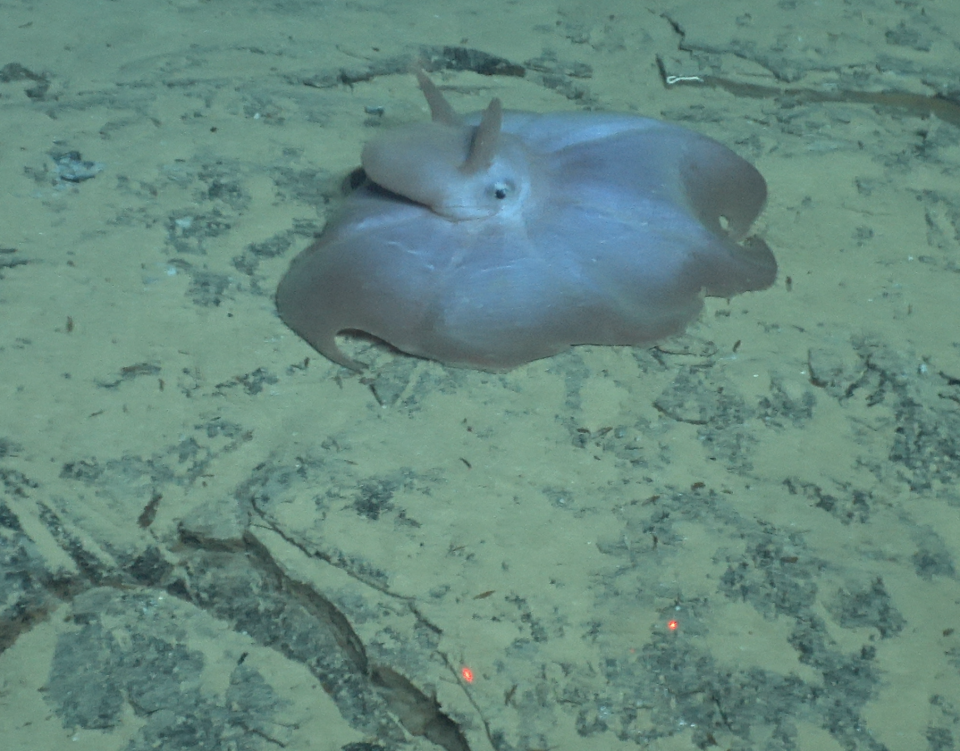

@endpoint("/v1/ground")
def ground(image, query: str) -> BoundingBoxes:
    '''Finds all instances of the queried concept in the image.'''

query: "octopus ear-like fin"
[461,98,502,175]
[416,70,460,125]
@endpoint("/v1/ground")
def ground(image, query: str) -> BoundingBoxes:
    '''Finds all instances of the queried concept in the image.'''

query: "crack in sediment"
[238,513,475,751]
[658,60,960,127]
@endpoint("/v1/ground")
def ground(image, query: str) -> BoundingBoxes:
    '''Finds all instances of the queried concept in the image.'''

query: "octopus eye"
[492,180,514,200]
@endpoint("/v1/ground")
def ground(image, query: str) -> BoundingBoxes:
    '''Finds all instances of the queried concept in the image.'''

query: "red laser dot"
[667,619,679,631]
[460,666,474,683]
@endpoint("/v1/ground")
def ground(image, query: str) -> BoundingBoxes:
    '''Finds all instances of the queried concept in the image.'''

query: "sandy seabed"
[1,1,959,750]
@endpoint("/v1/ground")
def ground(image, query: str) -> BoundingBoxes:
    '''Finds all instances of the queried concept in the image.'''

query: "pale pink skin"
[276,73,776,370]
